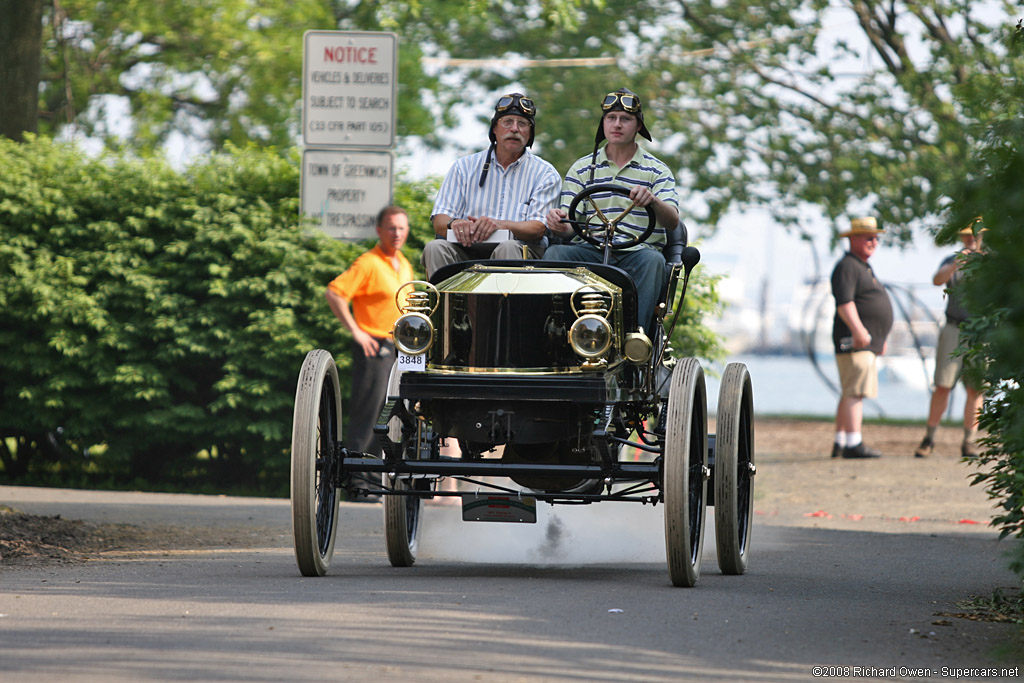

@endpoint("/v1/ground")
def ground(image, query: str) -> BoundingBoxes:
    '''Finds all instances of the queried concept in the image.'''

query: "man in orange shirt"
[325,206,413,478]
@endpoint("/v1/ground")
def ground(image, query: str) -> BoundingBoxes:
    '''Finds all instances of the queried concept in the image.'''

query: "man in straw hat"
[543,87,680,329]
[424,92,561,277]
[914,217,987,458]
[830,216,894,459]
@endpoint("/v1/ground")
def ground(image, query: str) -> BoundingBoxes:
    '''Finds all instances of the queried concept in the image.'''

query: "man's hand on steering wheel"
[628,186,658,208]
[546,207,571,235]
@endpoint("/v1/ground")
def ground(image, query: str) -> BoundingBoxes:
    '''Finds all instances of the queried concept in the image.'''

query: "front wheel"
[663,358,708,587]
[291,349,342,577]
[384,477,423,567]
[714,362,755,575]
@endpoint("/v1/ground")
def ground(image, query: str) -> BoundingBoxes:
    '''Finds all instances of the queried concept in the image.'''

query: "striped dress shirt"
[431,148,561,231]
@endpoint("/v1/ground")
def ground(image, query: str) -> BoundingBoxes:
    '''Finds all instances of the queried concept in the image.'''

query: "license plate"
[396,351,426,373]
[461,494,538,523]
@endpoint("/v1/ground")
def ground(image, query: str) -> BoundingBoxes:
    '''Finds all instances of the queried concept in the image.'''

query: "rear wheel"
[714,362,755,575]
[663,358,708,587]
[290,350,342,577]
[384,477,422,567]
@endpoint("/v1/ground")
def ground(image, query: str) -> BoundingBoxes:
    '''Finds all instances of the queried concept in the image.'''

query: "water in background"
[704,353,967,421]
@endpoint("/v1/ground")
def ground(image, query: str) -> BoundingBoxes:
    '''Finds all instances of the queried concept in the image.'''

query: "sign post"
[301,31,397,241]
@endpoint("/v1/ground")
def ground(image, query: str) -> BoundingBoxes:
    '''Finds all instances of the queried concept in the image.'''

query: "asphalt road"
[1,478,1020,682]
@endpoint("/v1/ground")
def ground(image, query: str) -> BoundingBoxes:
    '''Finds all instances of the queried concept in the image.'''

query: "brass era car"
[290,184,755,587]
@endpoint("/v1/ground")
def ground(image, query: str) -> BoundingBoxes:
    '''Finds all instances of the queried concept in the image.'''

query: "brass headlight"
[569,314,612,358]
[393,313,434,355]
[396,280,439,315]
[624,332,652,363]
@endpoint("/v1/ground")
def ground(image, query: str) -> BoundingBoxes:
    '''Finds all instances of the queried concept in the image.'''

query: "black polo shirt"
[830,252,893,355]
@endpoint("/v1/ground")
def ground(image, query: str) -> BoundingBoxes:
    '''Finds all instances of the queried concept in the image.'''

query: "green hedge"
[0,137,436,494]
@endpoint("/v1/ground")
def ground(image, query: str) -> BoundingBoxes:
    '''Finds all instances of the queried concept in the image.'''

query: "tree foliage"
[944,17,1024,576]
[27,0,598,154]
[37,1,337,151]
[481,0,1016,240]
[10,0,1016,243]
[0,137,435,493]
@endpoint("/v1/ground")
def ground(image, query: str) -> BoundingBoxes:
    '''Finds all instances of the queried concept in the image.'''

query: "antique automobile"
[290,184,755,587]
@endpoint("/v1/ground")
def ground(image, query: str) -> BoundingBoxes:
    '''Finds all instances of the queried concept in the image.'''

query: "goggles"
[495,94,535,115]
[602,91,641,113]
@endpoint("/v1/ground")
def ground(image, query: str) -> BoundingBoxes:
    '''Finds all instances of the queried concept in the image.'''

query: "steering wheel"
[566,183,657,250]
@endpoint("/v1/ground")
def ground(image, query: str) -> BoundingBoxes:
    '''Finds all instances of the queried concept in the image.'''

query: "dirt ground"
[750,417,1000,534]
[0,418,1004,565]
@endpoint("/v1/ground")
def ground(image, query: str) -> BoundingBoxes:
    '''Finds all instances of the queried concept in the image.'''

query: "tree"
[8,1,1017,244]
[0,0,43,141]
[4,1,597,153]
[942,17,1024,578]
[34,1,339,151]
[485,0,1017,239]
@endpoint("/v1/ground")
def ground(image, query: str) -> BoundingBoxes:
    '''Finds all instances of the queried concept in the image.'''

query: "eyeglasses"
[603,112,636,124]
[495,94,535,115]
[602,91,641,112]
[496,117,531,130]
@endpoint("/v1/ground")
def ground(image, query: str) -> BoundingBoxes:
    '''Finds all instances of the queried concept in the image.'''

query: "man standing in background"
[325,206,413,494]
[830,217,894,459]
[914,219,987,458]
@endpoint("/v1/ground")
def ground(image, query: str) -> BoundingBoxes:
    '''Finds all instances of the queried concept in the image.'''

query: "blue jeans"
[543,244,666,332]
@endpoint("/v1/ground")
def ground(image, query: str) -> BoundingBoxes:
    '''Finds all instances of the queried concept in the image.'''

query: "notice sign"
[303,31,397,148]
[301,149,394,241]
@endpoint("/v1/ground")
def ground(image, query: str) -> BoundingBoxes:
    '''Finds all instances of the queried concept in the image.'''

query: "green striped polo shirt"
[558,144,679,250]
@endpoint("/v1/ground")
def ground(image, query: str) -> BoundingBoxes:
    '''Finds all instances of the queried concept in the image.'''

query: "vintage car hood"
[424,262,634,373]
[437,264,621,296]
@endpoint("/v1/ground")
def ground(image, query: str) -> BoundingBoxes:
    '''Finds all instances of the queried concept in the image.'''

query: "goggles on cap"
[602,91,641,113]
[496,94,535,115]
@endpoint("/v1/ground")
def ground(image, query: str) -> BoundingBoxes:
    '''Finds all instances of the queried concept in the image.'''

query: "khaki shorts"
[934,321,981,390]
[836,350,878,398]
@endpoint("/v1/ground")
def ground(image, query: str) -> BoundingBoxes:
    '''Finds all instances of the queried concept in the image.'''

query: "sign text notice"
[302,31,397,148]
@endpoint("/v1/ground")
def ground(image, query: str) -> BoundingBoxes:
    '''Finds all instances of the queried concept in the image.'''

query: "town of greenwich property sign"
[300,148,394,241]
[302,31,397,148]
